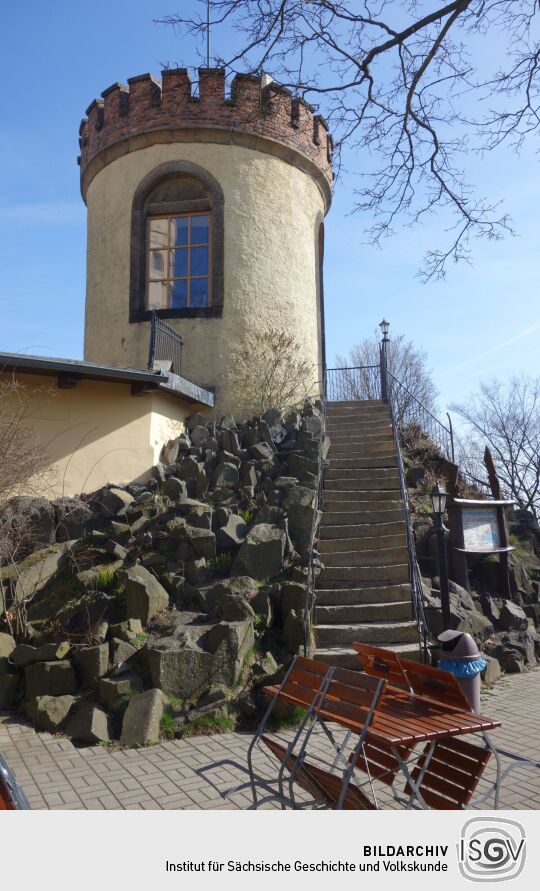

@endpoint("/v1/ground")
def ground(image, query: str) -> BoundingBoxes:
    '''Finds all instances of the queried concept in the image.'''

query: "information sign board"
[461,507,500,552]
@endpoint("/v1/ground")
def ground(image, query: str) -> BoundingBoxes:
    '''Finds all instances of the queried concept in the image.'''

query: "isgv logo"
[458,818,526,882]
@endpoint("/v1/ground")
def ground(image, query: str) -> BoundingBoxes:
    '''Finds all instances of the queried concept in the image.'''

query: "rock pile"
[0,404,326,745]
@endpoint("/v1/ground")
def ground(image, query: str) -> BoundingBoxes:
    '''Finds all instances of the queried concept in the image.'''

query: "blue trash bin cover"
[439,658,487,677]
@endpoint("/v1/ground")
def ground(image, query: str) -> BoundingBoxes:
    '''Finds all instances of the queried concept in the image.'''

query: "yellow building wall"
[2,372,191,498]
[83,142,326,417]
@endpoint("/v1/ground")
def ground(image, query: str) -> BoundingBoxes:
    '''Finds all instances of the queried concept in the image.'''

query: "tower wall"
[80,70,333,416]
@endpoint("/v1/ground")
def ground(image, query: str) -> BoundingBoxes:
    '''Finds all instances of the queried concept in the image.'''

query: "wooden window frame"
[129,161,225,323]
[146,212,212,310]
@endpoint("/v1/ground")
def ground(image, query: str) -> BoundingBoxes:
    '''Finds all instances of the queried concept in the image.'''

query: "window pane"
[172,248,188,278]
[173,216,189,246]
[191,246,209,276]
[171,279,188,308]
[191,215,209,245]
[190,278,209,307]
[147,280,169,310]
[148,218,169,250]
[149,250,167,279]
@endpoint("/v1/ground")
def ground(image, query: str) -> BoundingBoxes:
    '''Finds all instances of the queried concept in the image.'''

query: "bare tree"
[155,1,540,278]
[451,376,540,518]
[0,376,52,509]
[230,327,317,415]
[334,330,437,424]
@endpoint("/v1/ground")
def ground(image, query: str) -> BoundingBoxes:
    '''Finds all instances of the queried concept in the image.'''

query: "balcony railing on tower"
[147,310,183,376]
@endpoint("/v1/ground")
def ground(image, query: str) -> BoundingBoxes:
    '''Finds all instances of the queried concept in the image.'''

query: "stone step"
[326,416,391,431]
[329,444,396,460]
[318,563,409,586]
[322,546,408,568]
[324,466,399,480]
[315,620,419,646]
[329,443,395,459]
[320,520,405,540]
[321,508,404,525]
[323,490,401,505]
[324,477,400,492]
[316,584,412,606]
[313,642,421,670]
[319,533,406,553]
[326,400,387,412]
[326,466,398,479]
[325,415,393,437]
[329,422,392,438]
[316,600,412,624]
[326,454,397,469]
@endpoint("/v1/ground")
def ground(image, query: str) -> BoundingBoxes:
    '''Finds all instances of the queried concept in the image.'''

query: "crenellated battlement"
[79,68,333,196]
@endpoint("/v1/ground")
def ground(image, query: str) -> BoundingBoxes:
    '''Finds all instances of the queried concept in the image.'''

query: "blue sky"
[1,1,539,417]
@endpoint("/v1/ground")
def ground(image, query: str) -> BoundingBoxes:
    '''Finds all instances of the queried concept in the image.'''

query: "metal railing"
[303,390,326,657]
[147,310,183,375]
[381,348,431,661]
[387,372,455,463]
[325,365,380,402]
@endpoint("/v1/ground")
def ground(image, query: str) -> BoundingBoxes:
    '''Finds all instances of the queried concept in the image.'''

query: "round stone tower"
[79,68,333,415]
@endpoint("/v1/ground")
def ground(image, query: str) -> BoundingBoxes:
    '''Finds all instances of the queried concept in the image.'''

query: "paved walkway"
[1,669,539,810]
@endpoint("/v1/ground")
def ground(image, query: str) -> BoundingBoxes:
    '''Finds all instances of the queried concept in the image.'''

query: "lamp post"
[430,482,451,631]
[379,318,390,400]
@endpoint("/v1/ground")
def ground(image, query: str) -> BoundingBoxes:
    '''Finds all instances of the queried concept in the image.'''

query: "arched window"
[129,161,224,322]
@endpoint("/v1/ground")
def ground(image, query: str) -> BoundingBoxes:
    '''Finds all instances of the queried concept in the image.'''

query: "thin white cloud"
[0,202,84,227]
[447,322,540,379]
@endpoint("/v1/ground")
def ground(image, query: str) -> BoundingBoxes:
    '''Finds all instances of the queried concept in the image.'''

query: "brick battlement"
[79,68,333,194]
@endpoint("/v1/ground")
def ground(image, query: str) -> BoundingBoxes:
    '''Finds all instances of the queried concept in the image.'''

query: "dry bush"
[230,327,318,416]
[0,375,56,565]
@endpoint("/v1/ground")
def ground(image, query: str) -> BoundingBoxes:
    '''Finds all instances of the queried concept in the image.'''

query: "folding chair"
[246,655,335,806]
[260,736,376,810]
[402,736,492,809]
[353,643,411,691]
[267,666,388,809]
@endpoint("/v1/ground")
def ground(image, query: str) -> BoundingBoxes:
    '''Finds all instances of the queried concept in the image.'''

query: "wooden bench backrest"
[317,666,386,728]
[404,737,491,809]
[353,643,411,690]
[399,658,472,711]
[278,655,332,709]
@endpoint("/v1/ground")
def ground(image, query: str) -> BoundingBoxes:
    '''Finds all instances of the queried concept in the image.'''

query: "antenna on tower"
[206,0,211,67]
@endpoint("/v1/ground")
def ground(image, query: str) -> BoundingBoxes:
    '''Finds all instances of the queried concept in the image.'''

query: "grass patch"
[268,707,307,731]
[238,645,257,686]
[206,553,233,573]
[95,568,116,591]
[160,709,175,740]
[178,714,236,739]
[131,631,147,650]
[239,509,253,525]
[253,613,267,635]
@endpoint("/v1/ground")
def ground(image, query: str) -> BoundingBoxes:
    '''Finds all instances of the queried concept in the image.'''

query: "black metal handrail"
[148,310,183,375]
[303,383,326,657]
[325,365,380,402]
[387,371,455,463]
[381,347,431,661]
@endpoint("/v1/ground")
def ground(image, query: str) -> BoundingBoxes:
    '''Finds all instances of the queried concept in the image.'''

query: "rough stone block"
[25,660,78,698]
[123,564,169,624]
[120,688,166,747]
[73,643,109,690]
[24,695,76,732]
[65,703,111,743]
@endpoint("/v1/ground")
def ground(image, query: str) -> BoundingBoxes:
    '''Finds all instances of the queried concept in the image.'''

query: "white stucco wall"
[83,141,326,416]
[3,372,190,498]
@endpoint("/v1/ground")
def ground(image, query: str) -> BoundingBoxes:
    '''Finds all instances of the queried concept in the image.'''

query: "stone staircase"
[314,399,420,668]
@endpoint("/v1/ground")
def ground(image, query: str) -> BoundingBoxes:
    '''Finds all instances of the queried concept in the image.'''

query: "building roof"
[0,351,214,407]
